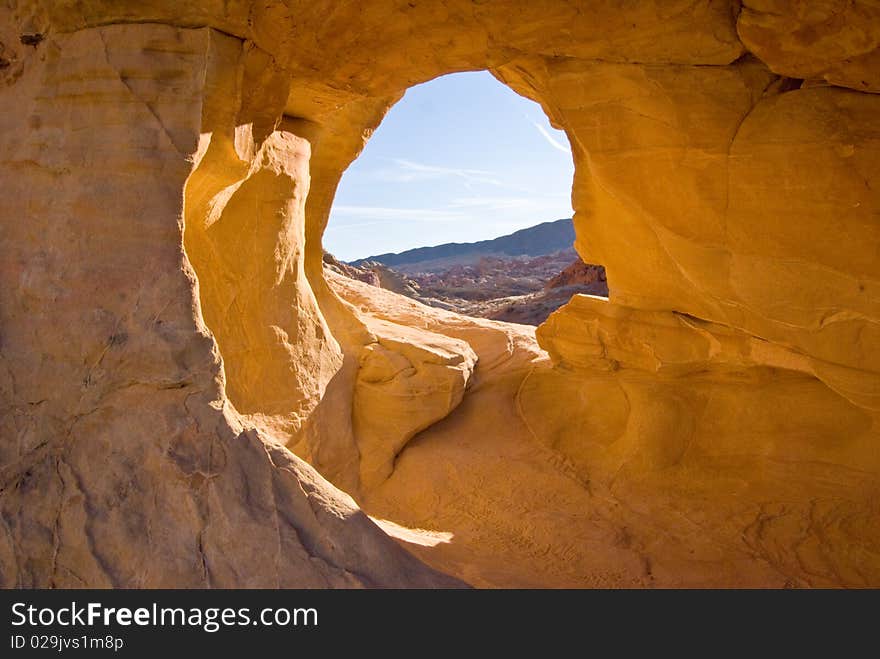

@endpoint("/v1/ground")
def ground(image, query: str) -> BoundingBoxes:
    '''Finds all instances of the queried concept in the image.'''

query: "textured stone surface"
[2,1,879,587]
[0,20,461,588]
[738,0,880,93]
[335,277,880,588]
[353,319,476,490]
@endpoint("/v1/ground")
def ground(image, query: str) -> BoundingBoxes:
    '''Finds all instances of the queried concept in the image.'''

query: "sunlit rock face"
[1,1,878,587]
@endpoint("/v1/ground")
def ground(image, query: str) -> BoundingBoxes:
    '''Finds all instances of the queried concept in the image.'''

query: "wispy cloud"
[371,158,504,187]
[394,159,495,178]
[328,204,466,227]
[324,221,398,231]
[449,196,542,211]
[530,120,571,154]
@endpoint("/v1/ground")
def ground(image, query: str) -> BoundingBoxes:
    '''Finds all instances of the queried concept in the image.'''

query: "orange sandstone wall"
[1,1,878,587]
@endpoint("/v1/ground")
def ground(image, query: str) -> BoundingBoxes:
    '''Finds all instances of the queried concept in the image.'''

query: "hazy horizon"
[324,71,575,262]
[348,216,573,262]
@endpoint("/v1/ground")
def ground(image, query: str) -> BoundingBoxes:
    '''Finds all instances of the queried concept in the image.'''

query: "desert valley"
[325,218,608,326]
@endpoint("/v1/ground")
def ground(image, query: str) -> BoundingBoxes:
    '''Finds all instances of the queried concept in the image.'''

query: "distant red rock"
[327,248,608,326]
[545,260,607,292]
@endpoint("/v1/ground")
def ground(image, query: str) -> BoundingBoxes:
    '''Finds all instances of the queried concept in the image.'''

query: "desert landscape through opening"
[323,71,607,328]
[1,1,878,590]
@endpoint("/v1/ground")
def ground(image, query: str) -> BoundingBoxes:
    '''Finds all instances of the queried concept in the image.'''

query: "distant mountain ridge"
[350,218,575,271]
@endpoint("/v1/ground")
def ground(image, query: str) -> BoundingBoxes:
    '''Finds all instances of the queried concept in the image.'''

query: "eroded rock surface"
[2,1,878,587]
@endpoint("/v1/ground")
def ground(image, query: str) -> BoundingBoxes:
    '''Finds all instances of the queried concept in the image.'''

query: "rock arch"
[1,1,878,587]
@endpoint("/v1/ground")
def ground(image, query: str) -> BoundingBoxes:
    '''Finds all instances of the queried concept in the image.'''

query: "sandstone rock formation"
[1,1,878,588]
[545,260,606,292]
[323,252,382,288]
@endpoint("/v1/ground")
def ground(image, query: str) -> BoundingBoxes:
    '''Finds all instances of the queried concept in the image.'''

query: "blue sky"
[324,71,575,261]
